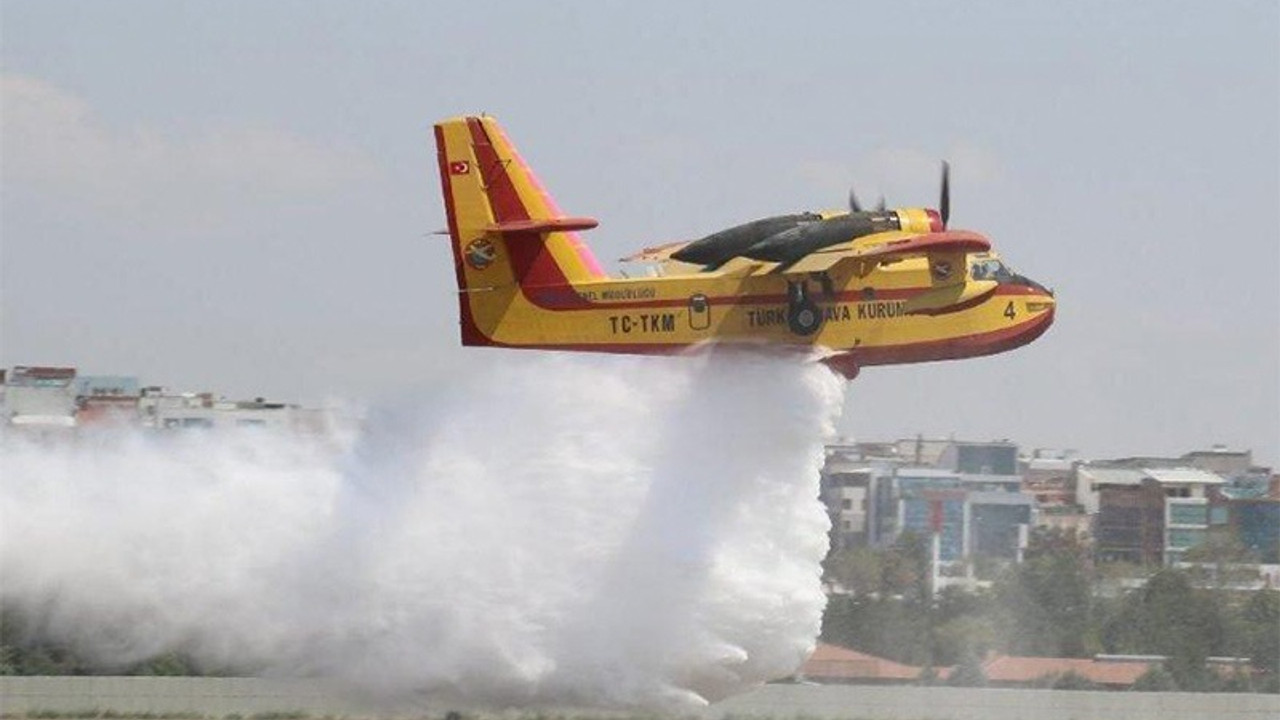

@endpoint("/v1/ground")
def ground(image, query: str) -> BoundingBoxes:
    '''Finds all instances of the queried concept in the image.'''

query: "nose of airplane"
[1016,278,1056,335]
[1011,273,1053,297]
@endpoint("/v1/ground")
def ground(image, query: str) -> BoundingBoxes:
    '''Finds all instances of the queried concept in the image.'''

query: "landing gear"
[814,271,836,299]
[787,280,822,336]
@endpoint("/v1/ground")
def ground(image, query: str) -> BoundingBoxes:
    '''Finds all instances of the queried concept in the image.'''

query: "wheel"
[787,286,822,336]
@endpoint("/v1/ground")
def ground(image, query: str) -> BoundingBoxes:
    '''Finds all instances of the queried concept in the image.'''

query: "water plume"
[0,351,843,709]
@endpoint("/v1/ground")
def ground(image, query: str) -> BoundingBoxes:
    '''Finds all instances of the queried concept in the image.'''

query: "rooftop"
[1079,465,1225,487]
[982,654,1152,687]
[1079,466,1146,486]
[1144,467,1226,485]
[800,643,921,682]
[798,646,1173,688]
[1183,446,1251,458]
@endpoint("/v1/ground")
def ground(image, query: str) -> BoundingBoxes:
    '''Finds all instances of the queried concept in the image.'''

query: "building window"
[1169,504,1207,526]
[841,498,853,510]
[1168,528,1206,550]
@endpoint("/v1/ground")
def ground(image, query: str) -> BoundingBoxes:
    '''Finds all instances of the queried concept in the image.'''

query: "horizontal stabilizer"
[486,217,599,234]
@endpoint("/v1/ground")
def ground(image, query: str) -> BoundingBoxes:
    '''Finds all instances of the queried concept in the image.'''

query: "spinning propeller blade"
[940,161,951,227]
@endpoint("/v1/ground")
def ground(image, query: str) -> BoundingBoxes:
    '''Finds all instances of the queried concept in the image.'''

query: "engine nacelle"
[671,212,821,267]
[895,207,945,234]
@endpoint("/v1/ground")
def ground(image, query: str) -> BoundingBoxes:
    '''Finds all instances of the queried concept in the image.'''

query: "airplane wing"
[776,230,990,277]
[848,229,990,261]
[620,241,732,277]
[777,230,996,314]
[620,241,688,263]
[623,241,766,277]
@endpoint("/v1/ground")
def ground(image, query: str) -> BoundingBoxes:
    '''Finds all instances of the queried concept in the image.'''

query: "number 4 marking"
[1003,301,1017,320]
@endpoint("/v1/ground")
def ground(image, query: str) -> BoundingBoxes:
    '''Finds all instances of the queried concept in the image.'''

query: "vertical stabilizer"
[434,116,605,295]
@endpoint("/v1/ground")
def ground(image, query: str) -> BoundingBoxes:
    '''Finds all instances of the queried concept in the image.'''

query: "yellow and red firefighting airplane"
[434,115,1054,379]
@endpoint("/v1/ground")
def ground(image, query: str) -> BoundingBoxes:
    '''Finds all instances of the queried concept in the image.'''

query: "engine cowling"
[671,212,821,267]
[895,207,945,234]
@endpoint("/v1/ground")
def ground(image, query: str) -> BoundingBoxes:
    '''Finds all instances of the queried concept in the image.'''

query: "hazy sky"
[2,1,1277,465]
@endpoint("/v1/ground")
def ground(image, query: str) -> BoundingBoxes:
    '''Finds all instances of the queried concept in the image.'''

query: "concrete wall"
[2,677,1279,720]
[713,683,1280,720]
[0,677,360,717]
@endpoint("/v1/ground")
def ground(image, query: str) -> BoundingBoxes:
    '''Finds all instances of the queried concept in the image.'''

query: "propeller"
[848,187,886,213]
[939,161,950,228]
[849,160,950,223]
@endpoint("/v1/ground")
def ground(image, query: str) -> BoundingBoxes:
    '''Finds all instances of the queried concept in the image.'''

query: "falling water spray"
[0,351,843,709]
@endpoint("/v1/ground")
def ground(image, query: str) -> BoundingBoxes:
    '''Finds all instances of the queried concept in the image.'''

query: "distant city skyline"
[5,361,1268,471]
[2,1,1276,465]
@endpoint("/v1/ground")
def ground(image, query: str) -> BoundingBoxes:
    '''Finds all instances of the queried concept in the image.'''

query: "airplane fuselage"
[462,252,1054,378]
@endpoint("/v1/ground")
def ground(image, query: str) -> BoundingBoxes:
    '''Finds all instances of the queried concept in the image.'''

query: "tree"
[881,532,930,601]
[1183,532,1254,563]
[946,649,987,687]
[128,652,197,676]
[1024,527,1092,566]
[1103,569,1227,690]
[1241,589,1280,673]
[821,593,931,666]
[1130,665,1178,692]
[932,614,999,667]
[1216,665,1256,693]
[0,606,92,676]
[993,533,1093,657]
[824,546,883,595]
[1182,533,1261,587]
[1051,670,1101,690]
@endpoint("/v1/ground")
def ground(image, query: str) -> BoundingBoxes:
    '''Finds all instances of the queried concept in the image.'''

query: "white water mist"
[0,351,843,709]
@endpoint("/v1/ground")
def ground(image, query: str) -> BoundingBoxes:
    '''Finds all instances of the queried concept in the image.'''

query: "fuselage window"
[971,259,1013,283]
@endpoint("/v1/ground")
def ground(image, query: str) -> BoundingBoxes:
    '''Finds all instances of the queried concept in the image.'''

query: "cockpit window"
[971,259,1013,282]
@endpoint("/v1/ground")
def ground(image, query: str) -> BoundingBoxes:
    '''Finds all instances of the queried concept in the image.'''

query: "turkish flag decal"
[449,160,470,175]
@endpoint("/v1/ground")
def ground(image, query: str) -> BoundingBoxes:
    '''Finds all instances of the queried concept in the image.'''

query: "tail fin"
[434,116,606,296]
